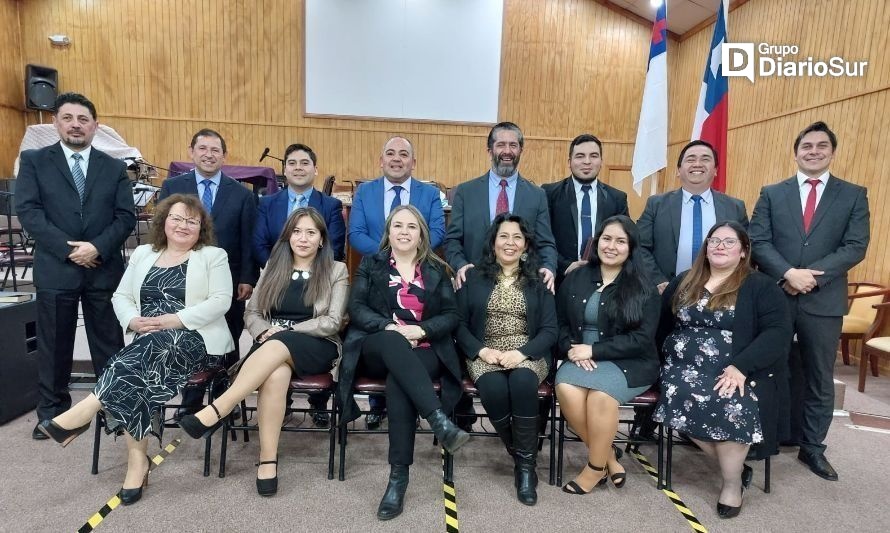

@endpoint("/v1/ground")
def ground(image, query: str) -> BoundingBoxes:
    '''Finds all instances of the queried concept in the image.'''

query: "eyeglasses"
[706,237,739,249]
[167,214,201,229]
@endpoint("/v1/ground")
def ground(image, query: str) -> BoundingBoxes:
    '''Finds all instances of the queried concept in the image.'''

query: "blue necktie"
[691,195,703,263]
[580,184,593,257]
[71,153,86,202]
[390,185,403,214]
[292,194,306,213]
[201,179,214,213]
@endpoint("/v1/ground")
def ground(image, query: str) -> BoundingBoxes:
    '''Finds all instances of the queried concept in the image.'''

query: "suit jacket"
[243,261,349,378]
[557,263,660,388]
[749,175,869,316]
[253,188,346,264]
[444,174,557,273]
[455,268,557,365]
[159,171,259,286]
[15,142,136,290]
[337,252,461,423]
[637,188,748,285]
[348,177,445,256]
[658,271,792,457]
[542,177,629,277]
[112,244,235,355]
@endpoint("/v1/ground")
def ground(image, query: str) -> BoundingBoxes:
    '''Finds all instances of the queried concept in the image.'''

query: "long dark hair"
[586,215,652,328]
[673,220,752,312]
[476,213,539,287]
[253,207,336,316]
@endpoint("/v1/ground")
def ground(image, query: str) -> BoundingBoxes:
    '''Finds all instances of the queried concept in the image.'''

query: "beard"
[571,171,598,184]
[491,153,521,177]
[61,133,88,148]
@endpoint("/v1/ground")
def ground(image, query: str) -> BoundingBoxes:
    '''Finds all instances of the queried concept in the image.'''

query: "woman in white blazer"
[180,207,349,497]
[38,194,233,505]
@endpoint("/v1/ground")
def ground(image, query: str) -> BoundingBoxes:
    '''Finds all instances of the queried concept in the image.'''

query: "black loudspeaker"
[25,64,58,111]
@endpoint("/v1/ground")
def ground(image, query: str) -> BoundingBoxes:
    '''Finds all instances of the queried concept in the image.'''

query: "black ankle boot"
[513,415,539,505]
[424,409,470,453]
[377,465,409,520]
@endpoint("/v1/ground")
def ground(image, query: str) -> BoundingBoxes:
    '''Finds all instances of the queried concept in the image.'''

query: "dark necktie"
[691,194,703,263]
[580,184,593,256]
[496,179,509,215]
[802,179,820,232]
[71,153,86,202]
[201,179,214,213]
[390,185,404,214]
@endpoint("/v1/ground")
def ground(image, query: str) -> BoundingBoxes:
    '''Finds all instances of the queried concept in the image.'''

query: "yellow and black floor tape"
[631,449,707,533]
[441,448,458,533]
[77,438,181,533]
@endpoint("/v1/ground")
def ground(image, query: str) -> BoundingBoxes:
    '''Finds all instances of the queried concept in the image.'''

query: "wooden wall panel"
[0,0,23,177]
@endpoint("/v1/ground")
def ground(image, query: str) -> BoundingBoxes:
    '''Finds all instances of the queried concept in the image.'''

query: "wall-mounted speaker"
[25,64,58,111]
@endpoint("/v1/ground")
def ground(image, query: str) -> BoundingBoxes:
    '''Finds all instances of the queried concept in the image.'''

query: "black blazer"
[15,142,136,290]
[557,263,660,388]
[749,175,869,317]
[636,188,748,285]
[658,271,793,458]
[455,268,557,365]
[159,171,259,286]
[337,252,461,423]
[542,177,629,278]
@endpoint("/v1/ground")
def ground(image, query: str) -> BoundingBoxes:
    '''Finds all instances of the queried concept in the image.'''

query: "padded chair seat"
[461,377,552,397]
[186,366,226,386]
[629,387,660,404]
[354,376,440,393]
[842,316,873,334]
[865,337,890,352]
[290,373,334,390]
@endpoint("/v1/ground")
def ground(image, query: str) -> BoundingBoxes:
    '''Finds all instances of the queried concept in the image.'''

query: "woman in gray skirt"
[555,215,660,494]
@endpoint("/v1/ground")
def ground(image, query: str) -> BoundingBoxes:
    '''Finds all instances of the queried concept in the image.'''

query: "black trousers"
[35,287,124,420]
[474,368,539,421]
[359,331,442,465]
[787,302,842,454]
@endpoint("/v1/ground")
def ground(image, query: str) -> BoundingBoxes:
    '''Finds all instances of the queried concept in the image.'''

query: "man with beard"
[16,92,136,440]
[542,134,629,286]
[445,121,557,291]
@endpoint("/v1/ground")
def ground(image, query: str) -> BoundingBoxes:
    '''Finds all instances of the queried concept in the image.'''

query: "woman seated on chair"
[337,205,469,521]
[455,213,557,506]
[654,221,791,518]
[38,194,233,505]
[179,207,348,496]
[555,215,660,495]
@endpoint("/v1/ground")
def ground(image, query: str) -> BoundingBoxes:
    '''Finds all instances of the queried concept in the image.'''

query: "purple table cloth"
[167,162,279,194]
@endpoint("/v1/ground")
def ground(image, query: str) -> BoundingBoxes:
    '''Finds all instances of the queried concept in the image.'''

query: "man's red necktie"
[496,179,509,215]
[802,178,820,232]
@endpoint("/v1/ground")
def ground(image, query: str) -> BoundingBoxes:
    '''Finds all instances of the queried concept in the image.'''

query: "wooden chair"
[322,175,336,196]
[858,301,890,392]
[840,283,890,373]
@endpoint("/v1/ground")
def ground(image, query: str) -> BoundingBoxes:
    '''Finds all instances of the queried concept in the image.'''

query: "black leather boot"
[424,409,470,453]
[490,414,514,456]
[377,464,409,520]
[513,415,539,505]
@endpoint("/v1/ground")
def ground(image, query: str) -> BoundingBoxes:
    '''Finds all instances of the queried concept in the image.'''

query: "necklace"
[292,269,311,280]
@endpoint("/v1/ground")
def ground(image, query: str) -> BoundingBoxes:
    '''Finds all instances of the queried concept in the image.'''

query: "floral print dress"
[653,291,762,444]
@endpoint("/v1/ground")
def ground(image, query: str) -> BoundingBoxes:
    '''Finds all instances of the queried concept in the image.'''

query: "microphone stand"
[0,191,19,291]
[259,148,285,180]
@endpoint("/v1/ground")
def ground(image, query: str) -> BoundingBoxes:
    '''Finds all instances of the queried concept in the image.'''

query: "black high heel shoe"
[38,419,91,447]
[256,458,279,496]
[609,444,627,488]
[561,462,608,495]
[179,403,223,439]
[119,455,151,506]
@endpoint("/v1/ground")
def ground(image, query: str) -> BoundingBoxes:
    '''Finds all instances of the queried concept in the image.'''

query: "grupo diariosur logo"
[721,43,868,82]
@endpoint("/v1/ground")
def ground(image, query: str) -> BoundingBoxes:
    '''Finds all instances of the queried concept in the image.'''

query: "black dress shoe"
[366,412,385,430]
[179,404,224,439]
[741,463,753,489]
[256,458,278,496]
[38,419,91,447]
[717,483,744,518]
[32,423,50,440]
[119,456,150,505]
[377,465,409,520]
[798,450,838,481]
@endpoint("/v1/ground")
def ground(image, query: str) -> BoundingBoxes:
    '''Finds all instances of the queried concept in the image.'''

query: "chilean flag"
[691,0,729,192]
[631,2,668,195]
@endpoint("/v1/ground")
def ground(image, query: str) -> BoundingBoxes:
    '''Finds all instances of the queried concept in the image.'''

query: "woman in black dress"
[38,194,233,505]
[654,221,792,518]
[180,207,349,496]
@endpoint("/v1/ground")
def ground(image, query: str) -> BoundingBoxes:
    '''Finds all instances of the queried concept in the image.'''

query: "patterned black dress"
[94,261,212,440]
[653,291,762,444]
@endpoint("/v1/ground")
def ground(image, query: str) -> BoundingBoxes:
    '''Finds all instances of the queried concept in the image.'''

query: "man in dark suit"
[637,140,748,293]
[542,134,629,284]
[254,143,345,263]
[445,122,557,291]
[348,135,445,428]
[253,143,344,426]
[159,129,259,411]
[750,121,869,481]
[15,92,136,440]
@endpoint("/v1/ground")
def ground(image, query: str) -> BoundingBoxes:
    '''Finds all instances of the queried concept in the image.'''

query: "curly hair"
[147,194,216,251]
[476,213,539,287]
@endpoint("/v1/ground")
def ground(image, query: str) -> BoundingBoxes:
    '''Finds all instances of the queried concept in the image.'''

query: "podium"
[0,296,38,424]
